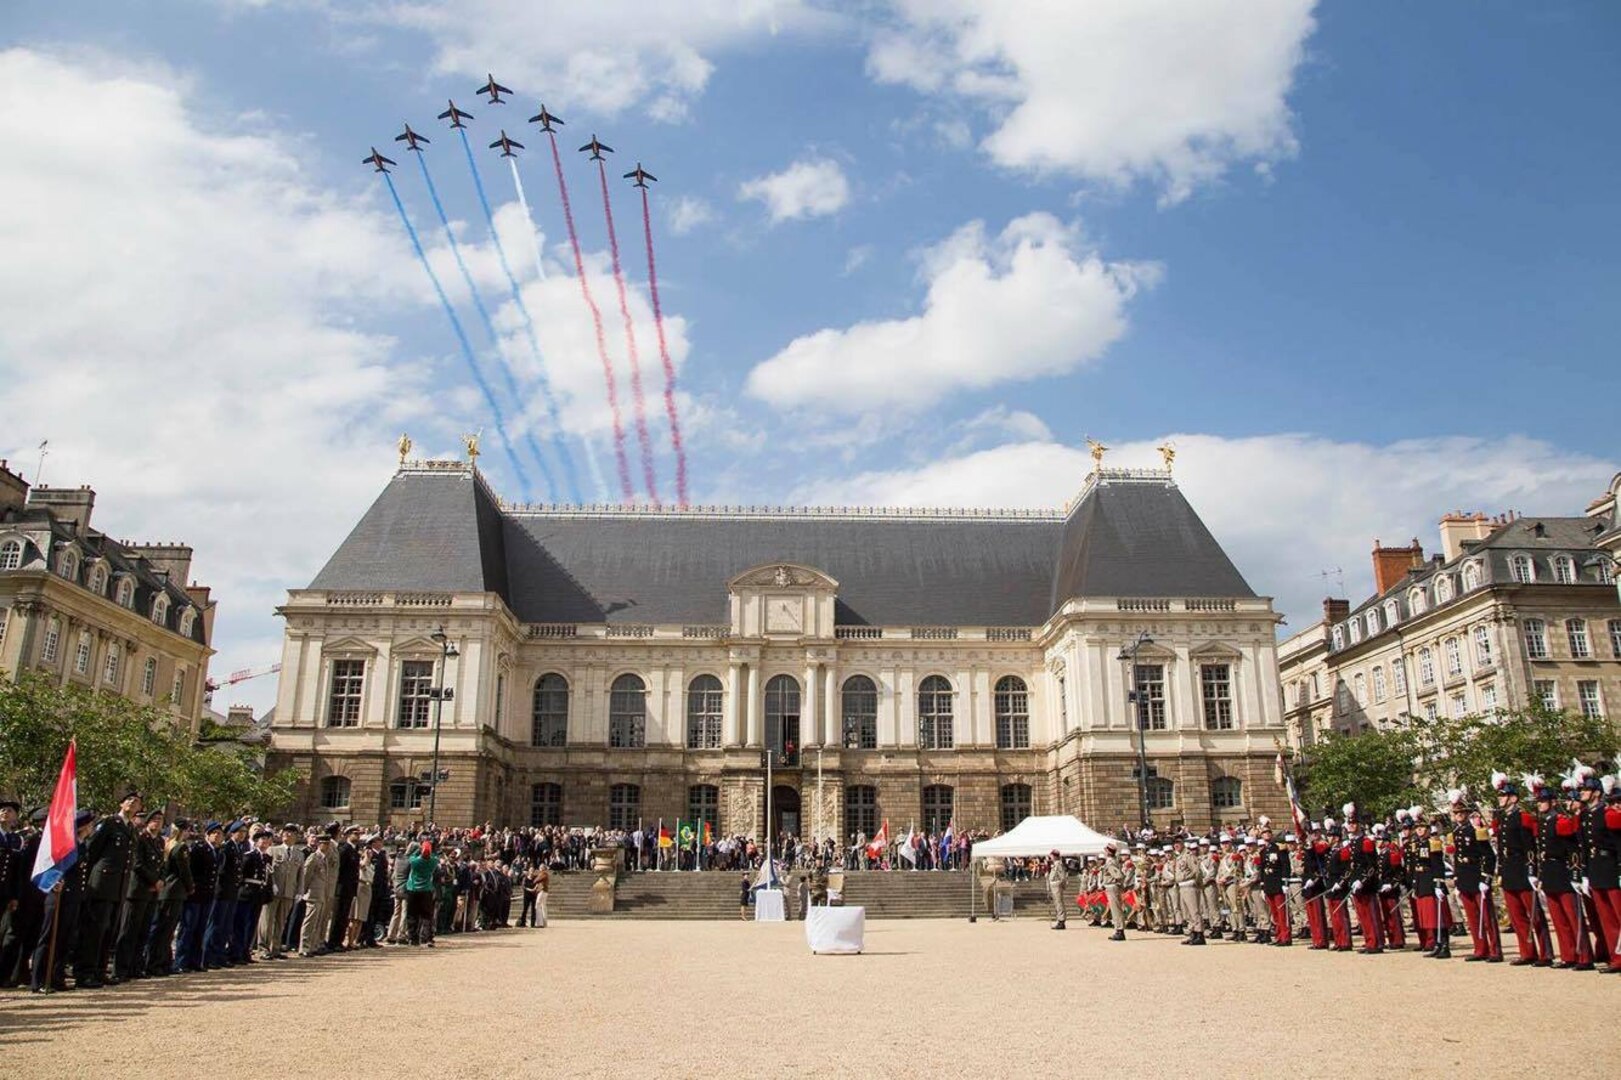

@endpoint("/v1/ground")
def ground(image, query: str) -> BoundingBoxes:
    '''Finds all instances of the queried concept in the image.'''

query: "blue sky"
[2,1,1617,713]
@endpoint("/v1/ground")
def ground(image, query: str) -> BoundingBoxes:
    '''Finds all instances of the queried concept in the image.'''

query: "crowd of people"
[1043,766,1620,974]
[0,793,552,995]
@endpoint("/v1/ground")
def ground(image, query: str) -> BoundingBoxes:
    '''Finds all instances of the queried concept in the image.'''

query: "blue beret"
[226,819,246,833]
[204,820,222,833]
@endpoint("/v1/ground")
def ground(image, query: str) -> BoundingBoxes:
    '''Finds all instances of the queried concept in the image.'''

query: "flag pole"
[42,881,62,993]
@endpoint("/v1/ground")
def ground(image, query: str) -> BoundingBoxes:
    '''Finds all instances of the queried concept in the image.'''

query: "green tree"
[1297,726,1423,820]
[1408,700,1617,801]
[0,673,295,819]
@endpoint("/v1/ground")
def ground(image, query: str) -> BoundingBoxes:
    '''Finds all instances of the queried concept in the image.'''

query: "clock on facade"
[766,596,803,633]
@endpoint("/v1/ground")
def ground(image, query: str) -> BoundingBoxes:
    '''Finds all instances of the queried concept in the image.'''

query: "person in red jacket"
[1446,789,1502,962]
[1376,826,1407,950]
[1570,763,1617,972]
[1492,771,1553,965]
[1532,777,1592,970]
[1343,806,1384,954]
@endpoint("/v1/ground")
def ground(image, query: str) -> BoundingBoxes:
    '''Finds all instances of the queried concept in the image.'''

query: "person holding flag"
[898,823,917,870]
[29,741,95,994]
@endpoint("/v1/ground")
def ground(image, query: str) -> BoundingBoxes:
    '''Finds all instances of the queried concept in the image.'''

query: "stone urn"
[588,846,619,913]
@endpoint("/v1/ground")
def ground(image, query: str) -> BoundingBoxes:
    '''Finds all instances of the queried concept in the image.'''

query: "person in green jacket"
[405,842,438,947]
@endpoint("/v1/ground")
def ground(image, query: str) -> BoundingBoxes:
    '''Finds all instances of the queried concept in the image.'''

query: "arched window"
[1366,607,1381,635]
[142,657,158,696]
[319,776,351,810]
[1418,646,1435,685]
[1409,588,1426,615]
[1348,619,1362,644]
[532,673,569,746]
[999,783,1032,831]
[1372,666,1387,702]
[841,675,878,749]
[1211,776,1242,810]
[608,783,640,830]
[1566,618,1591,658]
[609,675,646,748]
[151,596,169,627]
[845,785,878,840]
[1383,599,1400,627]
[179,609,195,638]
[41,617,60,663]
[918,675,953,749]
[1146,776,1175,811]
[0,540,21,571]
[115,578,134,608]
[1444,637,1463,676]
[1510,554,1534,584]
[73,630,92,675]
[103,642,120,684]
[1523,619,1548,659]
[994,676,1030,748]
[1553,555,1576,584]
[57,550,78,581]
[1462,561,1482,591]
[530,782,563,826]
[687,784,719,832]
[1352,672,1366,705]
[764,674,800,764]
[1435,575,1453,604]
[921,784,953,834]
[89,565,107,595]
[1473,625,1493,666]
[686,674,723,749]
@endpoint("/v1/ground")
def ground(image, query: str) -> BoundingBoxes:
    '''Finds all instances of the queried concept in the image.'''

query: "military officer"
[1216,835,1243,940]
[1492,771,1552,965]
[114,808,165,980]
[1406,813,1449,958]
[328,824,362,950]
[1198,839,1222,939]
[1374,824,1407,950]
[1243,838,1271,944]
[0,798,27,987]
[75,789,140,987]
[1260,828,1291,945]
[1100,842,1127,940]
[1300,826,1330,949]
[1172,836,1205,945]
[299,832,336,955]
[1445,791,1500,962]
[1158,847,1181,934]
[147,819,194,976]
[204,819,245,968]
[261,824,304,959]
[174,821,219,973]
[31,809,95,993]
[1586,772,1621,973]
[1532,777,1592,969]
[1046,849,1068,929]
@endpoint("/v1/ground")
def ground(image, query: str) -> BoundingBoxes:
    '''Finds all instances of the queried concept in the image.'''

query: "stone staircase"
[536,871,1054,920]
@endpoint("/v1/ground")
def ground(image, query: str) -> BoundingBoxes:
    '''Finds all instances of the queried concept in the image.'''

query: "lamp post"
[427,625,460,826]
[1117,631,1155,830]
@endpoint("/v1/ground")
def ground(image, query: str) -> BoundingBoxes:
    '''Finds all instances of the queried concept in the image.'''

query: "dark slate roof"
[1051,479,1254,607]
[308,468,1256,624]
[308,469,507,593]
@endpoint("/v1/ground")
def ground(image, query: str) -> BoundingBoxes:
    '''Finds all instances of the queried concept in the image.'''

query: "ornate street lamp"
[426,625,460,825]
[1116,631,1155,830]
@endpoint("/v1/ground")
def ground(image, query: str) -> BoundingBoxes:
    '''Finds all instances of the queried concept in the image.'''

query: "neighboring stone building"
[1279,507,1621,745]
[268,456,1289,836]
[1590,473,1621,605]
[0,461,216,732]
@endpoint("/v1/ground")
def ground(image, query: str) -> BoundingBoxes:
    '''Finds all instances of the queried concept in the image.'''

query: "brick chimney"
[26,484,95,533]
[1438,511,1495,561]
[0,460,28,515]
[1371,538,1424,595]
[1322,597,1350,624]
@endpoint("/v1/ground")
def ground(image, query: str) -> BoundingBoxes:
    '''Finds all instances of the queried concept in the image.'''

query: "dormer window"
[0,540,21,571]
[1383,599,1399,627]
[57,550,78,582]
[1435,575,1453,604]
[89,565,107,595]
[178,609,195,638]
[1552,555,1576,584]
[151,596,170,627]
[1462,560,1482,591]
[1409,587,1426,615]
[1510,554,1534,584]
[1331,625,1344,650]
[115,578,134,608]
[1348,620,1362,644]
[1366,608,1381,635]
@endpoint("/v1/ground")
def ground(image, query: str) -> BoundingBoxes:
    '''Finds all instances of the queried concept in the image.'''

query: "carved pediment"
[322,636,380,657]
[727,563,839,592]
[1190,641,1242,661]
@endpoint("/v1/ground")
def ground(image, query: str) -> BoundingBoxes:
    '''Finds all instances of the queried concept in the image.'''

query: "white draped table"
[754,888,786,922]
[805,905,865,954]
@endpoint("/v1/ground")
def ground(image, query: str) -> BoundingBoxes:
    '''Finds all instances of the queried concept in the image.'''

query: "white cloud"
[787,433,1617,630]
[841,244,873,275]
[869,0,1318,202]
[354,0,836,120]
[668,195,716,236]
[738,156,851,223]
[745,213,1157,411]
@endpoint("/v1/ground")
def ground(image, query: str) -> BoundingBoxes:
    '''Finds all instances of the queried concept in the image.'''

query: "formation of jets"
[367,78,655,184]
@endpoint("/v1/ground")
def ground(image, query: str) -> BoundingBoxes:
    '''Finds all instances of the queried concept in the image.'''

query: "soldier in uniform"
[299,833,336,956]
[328,825,362,950]
[1342,808,1383,954]
[1532,777,1593,969]
[205,819,245,968]
[0,798,28,987]
[1243,838,1270,944]
[175,821,219,972]
[262,824,304,959]
[1567,764,1612,968]
[1492,771,1552,965]
[1407,813,1449,958]
[1173,836,1205,945]
[1216,836,1242,940]
[1158,847,1181,935]
[1445,791,1500,962]
[1324,815,1356,951]
[1300,826,1330,949]
[75,789,140,987]
[1375,825,1407,950]
[1584,771,1621,974]
[1047,849,1068,929]
[1100,842,1127,940]
[30,809,95,992]
[147,819,193,976]
[115,808,165,980]
[1261,828,1292,945]
[1198,839,1222,938]
[234,828,273,964]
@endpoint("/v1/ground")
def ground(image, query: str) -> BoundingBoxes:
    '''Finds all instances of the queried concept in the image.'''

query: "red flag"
[866,819,889,856]
[31,739,78,892]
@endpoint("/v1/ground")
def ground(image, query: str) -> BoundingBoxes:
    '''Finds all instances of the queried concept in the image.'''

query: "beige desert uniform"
[1244,843,1271,934]
[299,840,334,956]
[260,838,304,957]
[1047,857,1068,926]
[1199,843,1221,930]
[1173,845,1204,934]
[1158,854,1180,930]
[1100,850,1128,930]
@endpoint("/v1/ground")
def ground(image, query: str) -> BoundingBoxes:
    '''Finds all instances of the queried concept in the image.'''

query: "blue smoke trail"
[415,151,558,503]
[460,128,583,504]
[382,171,532,501]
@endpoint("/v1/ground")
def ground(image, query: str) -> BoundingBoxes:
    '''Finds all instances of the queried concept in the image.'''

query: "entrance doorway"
[770,785,801,840]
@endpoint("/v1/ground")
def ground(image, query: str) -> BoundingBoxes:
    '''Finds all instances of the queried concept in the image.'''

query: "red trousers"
[1591,888,1621,971]
[1545,890,1592,966]
[1413,894,1441,950]
[1353,893,1384,950]
[1266,893,1291,943]
[1328,893,1353,949]
[1459,887,1502,959]
[1380,893,1406,949]
[1503,888,1552,961]
[1581,892,1612,965]
[1304,895,1327,947]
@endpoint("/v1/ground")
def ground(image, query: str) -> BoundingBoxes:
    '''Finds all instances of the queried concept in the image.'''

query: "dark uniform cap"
[0,798,22,812]
[227,819,247,834]
[30,807,48,824]
[74,809,95,826]
[204,820,223,834]
[144,809,166,822]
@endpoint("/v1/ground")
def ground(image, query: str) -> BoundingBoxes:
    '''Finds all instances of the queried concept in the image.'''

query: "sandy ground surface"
[1,919,1615,1079]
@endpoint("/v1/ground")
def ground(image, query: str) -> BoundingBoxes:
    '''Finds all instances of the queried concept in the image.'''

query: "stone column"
[745,663,761,746]
[724,659,742,746]
[803,661,820,747]
[824,665,837,750]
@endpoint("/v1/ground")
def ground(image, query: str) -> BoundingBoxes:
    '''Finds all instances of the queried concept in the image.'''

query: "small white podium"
[754,888,786,922]
[806,905,865,954]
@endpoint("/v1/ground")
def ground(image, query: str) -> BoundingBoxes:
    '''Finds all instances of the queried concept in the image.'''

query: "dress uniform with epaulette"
[75,793,139,987]
[31,808,95,993]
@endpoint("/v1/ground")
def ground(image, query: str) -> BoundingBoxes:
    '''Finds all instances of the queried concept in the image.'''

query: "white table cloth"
[806,905,865,953]
[754,888,786,922]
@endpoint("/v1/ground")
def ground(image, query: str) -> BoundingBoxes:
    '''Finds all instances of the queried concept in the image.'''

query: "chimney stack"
[1371,538,1424,595]
[127,543,193,587]
[1438,511,1496,561]
[26,484,95,533]
[0,460,28,515]
[1323,597,1351,624]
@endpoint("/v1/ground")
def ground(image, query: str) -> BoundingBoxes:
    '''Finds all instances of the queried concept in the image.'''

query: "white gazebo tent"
[969,815,1119,920]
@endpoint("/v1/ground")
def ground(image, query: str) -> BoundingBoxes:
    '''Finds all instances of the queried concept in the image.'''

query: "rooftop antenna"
[34,439,48,486]
[1315,566,1345,596]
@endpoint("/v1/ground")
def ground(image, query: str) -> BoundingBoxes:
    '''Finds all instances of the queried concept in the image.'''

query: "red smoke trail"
[547,130,633,502]
[596,157,660,507]
[640,185,690,507]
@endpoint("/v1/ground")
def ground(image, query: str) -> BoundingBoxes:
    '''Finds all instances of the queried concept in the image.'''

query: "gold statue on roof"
[1157,442,1176,472]
[397,433,413,467]
[463,432,481,463]
[1086,437,1108,469]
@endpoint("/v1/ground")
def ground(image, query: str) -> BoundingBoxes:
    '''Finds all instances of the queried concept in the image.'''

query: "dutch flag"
[31,740,78,892]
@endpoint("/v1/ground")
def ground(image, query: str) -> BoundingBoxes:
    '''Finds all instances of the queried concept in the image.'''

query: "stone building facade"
[0,461,216,732]
[268,458,1290,837]
[1280,506,1621,745]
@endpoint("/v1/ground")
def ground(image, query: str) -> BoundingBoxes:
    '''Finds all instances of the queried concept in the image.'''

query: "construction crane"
[205,663,281,698]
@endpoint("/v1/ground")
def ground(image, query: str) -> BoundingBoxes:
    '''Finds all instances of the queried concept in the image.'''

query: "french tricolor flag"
[31,740,78,892]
